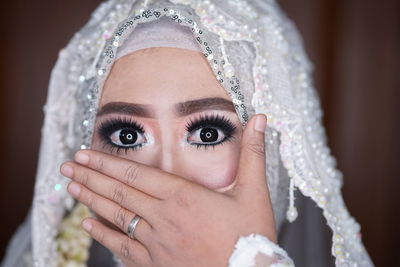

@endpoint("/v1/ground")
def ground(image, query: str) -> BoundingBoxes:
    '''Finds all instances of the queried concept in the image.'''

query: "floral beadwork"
[55,203,92,267]
[30,1,374,266]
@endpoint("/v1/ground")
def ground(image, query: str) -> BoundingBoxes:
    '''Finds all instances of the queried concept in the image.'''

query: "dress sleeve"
[228,234,294,267]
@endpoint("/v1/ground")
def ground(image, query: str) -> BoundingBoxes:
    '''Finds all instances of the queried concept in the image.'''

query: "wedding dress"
[1,0,374,266]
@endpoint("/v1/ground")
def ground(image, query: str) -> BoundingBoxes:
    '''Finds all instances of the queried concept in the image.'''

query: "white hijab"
[2,1,373,266]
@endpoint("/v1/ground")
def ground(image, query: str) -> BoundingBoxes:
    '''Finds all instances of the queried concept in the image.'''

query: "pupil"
[119,129,137,145]
[200,128,218,142]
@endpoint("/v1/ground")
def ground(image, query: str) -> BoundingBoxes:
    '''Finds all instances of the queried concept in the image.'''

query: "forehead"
[100,47,231,107]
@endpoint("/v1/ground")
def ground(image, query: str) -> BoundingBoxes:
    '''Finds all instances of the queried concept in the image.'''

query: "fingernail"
[68,182,81,197]
[60,164,74,178]
[75,150,89,165]
[254,114,267,132]
[82,219,92,232]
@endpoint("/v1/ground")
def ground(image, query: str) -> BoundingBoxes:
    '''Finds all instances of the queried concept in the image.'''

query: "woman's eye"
[184,114,236,148]
[188,127,225,145]
[109,128,146,147]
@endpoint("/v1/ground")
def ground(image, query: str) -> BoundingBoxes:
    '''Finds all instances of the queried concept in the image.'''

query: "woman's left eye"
[187,127,226,145]
[185,114,236,148]
[109,128,147,147]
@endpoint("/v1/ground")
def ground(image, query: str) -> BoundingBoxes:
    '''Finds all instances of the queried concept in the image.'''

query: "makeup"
[97,113,237,153]
[97,117,149,153]
[184,113,237,149]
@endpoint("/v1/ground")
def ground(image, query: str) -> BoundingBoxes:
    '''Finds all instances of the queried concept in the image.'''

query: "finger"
[61,162,159,222]
[73,149,185,199]
[82,218,152,266]
[67,181,153,245]
[234,114,268,197]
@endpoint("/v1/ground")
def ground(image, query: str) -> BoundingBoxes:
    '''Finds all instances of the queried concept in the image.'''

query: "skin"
[60,47,276,266]
[91,47,243,190]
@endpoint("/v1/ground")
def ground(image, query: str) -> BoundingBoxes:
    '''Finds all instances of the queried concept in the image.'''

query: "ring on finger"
[127,215,141,239]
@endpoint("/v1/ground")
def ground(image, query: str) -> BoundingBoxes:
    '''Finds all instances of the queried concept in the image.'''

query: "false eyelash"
[98,117,145,138]
[97,117,145,154]
[191,136,236,151]
[101,142,144,155]
[185,113,237,134]
[185,113,237,149]
[96,114,237,153]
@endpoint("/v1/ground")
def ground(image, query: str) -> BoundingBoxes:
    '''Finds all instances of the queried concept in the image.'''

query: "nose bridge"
[155,117,180,175]
[157,147,175,174]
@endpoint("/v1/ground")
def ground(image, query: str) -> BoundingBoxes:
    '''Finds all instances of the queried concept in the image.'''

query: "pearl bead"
[223,63,235,78]
[286,206,298,222]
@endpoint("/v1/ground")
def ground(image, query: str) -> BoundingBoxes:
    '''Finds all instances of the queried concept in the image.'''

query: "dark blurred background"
[0,0,398,266]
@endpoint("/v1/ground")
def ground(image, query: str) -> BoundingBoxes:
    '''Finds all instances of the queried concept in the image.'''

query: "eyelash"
[185,114,237,150]
[98,117,145,154]
[97,114,237,153]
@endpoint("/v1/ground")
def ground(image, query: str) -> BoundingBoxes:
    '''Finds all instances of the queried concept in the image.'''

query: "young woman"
[2,1,373,266]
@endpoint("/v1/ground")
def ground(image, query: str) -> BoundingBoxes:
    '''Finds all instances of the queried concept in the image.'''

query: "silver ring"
[127,215,141,239]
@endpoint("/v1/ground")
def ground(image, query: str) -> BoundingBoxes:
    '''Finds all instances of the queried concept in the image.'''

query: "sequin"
[31,1,372,266]
[54,184,62,191]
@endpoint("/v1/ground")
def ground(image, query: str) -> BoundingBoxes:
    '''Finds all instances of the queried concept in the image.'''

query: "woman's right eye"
[98,118,147,151]
[109,128,147,148]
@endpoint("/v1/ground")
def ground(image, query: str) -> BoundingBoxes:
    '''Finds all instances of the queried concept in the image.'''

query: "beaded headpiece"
[30,0,373,266]
[115,16,203,59]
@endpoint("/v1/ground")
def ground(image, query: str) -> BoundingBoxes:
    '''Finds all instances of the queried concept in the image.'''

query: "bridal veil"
[2,0,373,266]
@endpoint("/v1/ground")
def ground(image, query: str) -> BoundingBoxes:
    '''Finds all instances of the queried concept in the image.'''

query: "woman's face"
[91,47,243,191]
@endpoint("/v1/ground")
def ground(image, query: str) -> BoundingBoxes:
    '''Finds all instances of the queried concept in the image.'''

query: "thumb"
[234,114,268,197]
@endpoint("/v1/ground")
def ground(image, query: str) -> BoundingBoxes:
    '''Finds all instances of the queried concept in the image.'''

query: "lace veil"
[2,0,373,266]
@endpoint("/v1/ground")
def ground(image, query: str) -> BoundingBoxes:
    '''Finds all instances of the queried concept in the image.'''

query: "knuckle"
[94,156,104,171]
[111,183,127,205]
[124,164,139,186]
[80,171,89,186]
[113,206,128,230]
[163,216,180,234]
[93,226,105,244]
[156,239,170,255]
[86,192,95,210]
[120,237,132,259]
[246,141,265,157]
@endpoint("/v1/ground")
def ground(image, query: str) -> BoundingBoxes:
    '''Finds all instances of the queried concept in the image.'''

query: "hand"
[60,114,275,267]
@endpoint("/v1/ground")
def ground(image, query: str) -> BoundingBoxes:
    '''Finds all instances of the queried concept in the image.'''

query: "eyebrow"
[175,97,235,116]
[97,97,235,118]
[97,101,154,118]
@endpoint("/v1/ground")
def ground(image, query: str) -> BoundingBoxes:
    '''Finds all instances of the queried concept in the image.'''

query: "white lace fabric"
[1,0,374,266]
[229,234,294,267]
